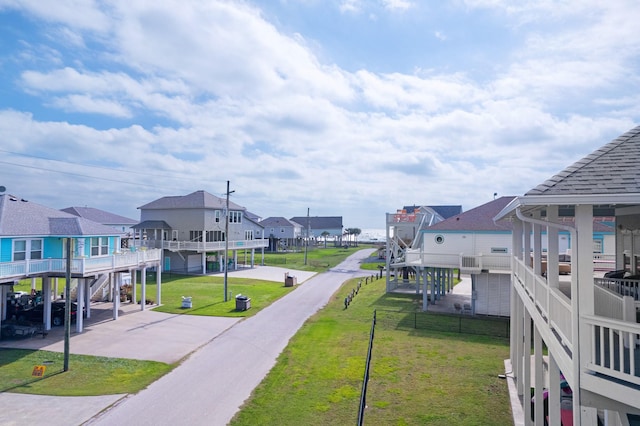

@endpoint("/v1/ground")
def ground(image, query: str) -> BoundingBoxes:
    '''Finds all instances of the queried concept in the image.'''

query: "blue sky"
[1,0,639,229]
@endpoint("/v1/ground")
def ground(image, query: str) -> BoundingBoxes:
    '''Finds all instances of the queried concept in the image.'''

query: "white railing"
[583,315,640,387]
[548,288,573,351]
[513,257,573,351]
[594,285,626,320]
[0,249,161,280]
[133,239,268,252]
[593,253,616,271]
[595,276,640,301]
[404,250,511,271]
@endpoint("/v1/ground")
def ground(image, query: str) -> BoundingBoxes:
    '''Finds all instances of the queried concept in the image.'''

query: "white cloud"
[381,0,413,11]
[0,0,639,227]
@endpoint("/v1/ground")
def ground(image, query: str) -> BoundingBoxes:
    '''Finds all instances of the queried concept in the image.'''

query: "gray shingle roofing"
[0,194,120,236]
[61,206,137,225]
[259,217,301,227]
[403,205,462,219]
[527,125,640,196]
[138,190,245,211]
[425,197,515,231]
[289,216,343,230]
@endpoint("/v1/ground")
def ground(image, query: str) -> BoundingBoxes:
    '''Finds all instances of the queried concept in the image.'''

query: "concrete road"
[88,249,375,426]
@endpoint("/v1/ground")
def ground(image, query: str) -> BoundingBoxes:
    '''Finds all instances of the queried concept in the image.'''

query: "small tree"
[321,231,330,248]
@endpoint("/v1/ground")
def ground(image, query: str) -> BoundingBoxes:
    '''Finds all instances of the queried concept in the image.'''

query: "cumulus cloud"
[0,0,639,227]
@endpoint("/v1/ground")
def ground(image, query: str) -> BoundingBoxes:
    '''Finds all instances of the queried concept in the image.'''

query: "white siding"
[473,272,511,316]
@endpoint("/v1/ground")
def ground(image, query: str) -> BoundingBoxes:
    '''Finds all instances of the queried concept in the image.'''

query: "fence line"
[358,310,376,426]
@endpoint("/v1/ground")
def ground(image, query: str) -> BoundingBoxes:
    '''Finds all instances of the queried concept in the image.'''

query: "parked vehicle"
[18,301,81,326]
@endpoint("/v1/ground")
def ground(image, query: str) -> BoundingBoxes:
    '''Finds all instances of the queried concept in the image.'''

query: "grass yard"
[259,245,374,271]
[0,348,172,396]
[230,274,511,426]
[145,274,295,317]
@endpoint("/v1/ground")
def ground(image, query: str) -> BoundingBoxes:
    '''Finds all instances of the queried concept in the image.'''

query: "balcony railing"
[0,249,162,280]
[134,239,268,252]
[404,250,512,272]
[514,256,640,389]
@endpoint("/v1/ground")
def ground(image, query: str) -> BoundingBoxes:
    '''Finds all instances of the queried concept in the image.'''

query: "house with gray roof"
[0,193,161,334]
[289,216,343,240]
[259,217,303,251]
[134,190,268,274]
[494,126,640,424]
[61,206,137,236]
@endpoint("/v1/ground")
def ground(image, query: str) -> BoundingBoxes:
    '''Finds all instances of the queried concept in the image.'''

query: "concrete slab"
[227,265,316,284]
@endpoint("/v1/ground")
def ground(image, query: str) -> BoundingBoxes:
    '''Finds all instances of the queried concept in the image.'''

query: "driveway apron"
[88,249,375,426]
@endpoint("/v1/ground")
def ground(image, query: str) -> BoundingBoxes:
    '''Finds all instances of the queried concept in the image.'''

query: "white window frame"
[91,237,109,256]
[13,238,43,261]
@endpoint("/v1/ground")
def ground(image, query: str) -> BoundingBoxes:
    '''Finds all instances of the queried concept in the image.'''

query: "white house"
[495,126,640,425]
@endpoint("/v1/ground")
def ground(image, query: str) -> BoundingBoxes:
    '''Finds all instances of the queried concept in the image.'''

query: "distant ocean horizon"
[358,228,386,241]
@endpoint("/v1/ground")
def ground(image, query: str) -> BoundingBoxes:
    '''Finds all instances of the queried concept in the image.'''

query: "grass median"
[230,274,511,425]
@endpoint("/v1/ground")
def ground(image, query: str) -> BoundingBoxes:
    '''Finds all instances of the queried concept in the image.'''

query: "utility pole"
[223,180,235,302]
[304,208,309,265]
[64,237,71,371]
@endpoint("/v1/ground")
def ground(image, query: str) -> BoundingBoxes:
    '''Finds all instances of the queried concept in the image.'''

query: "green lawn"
[259,245,373,271]
[0,348,172,396]
[230,274,512,426]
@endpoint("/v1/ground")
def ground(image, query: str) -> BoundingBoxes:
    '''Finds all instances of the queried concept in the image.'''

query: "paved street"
[0,249,374,426]
[89,249,374,426]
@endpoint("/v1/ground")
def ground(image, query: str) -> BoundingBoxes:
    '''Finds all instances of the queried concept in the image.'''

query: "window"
[280,228,285,233]
[434,235,444,244]
[91,237,109,256]
[593,239,603,254]
[215,210,221,223]
[13,240,26,261]
[189,231,203,242]
[491,248,508,254]
[206,231,225,242]
[229,211,242,223]
[245,230,253,240]
[13,239,43,261]
[30,239,42,259]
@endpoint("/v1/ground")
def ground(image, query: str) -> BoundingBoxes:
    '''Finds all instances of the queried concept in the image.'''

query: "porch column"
[430,268,436,304]
[112,273,119,320]
[532,211,543,276]
[132,269,137,304]
[140,266,147,311]
[548,352,561,426]
[415,267,421,295]
[523,221,532,265]
[85,278,91,319]
[234,250,238,270]
[201,252,206,275]
[533,326,544,425]
[31,277,36,292]
[0,285,6,323]
[546,206,560,288]
[251,248,255,267]
[76,279,84,333]
[43,276,51,331]
[523,310,532,423]
[54,278,59,300]
[513,218,524,261]
[156,266,162,306]
[574,204,595,425]
[422,268,428,311]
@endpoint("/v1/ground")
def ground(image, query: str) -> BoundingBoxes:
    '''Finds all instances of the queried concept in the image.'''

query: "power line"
[0,148,196,181]
[0,160,186,191]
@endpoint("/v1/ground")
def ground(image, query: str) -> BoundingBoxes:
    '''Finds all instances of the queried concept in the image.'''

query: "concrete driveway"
[0,250,374,426]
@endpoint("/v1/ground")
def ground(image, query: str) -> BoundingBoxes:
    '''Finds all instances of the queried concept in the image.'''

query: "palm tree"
[321,231,330,248]
[351,228,361,247]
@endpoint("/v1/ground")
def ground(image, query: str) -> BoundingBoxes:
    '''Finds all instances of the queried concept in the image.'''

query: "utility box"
[284,272,297,287]
[181,296,192,309]
[235,295,251,311]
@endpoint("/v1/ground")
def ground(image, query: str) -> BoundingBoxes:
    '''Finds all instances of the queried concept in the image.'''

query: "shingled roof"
[61,206,137,225]
[138,190,245,211]
[426,197,515,232]
[0,194,120,236]
[527,125,640,196]
[259,217,301,228]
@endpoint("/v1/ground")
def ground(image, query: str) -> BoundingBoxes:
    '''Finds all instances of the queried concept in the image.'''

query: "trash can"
[235,295,251,311]
[181,296,192,309]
